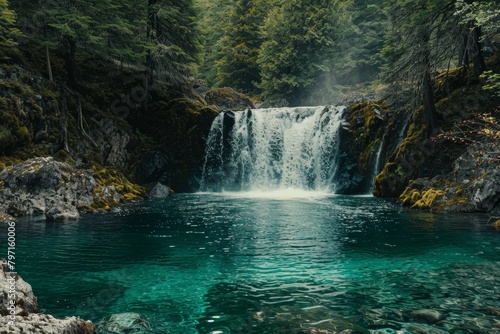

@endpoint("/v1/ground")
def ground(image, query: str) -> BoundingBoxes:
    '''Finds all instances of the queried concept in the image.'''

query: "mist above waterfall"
[200,106,346,193]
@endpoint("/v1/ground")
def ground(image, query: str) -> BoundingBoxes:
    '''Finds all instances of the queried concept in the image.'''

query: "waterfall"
[200,106,346,192]
[368,140,384,194]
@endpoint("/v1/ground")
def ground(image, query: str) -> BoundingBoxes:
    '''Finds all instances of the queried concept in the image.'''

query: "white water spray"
[200,106,345,192]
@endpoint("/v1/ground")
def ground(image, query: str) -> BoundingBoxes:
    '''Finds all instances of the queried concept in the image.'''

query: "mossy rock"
[91,166,146,209]
[346,100,388,172]
[374,120,431,198]
[204,87,254,111]
[399,177,472,212]
[494,219,500,231]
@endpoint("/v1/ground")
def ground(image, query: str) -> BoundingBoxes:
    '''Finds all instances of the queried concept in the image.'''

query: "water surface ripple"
[3,194,499,333]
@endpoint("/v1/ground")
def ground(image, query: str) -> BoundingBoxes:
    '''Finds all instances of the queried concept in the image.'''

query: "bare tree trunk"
[458,33,469,68]
[65,37,77,86]
[59,85,70,152]
[423,69,437,135]
[422,31,437,135]
[472,26,486,76]
[46,45,53,82]
[77,96,98,147]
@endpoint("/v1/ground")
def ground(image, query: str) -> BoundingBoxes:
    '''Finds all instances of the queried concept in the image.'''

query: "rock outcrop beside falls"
[0,258,95,334]
[0,157,145,220]
[372,57,500,213]
[399,142,500,213]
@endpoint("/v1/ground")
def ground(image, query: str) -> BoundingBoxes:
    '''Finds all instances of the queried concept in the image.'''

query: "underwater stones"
[404,323,448,334]
[409,309,445,324]
[97,312,150,334]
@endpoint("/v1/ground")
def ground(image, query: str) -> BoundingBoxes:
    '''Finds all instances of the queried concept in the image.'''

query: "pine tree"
[12,0,148,85]
[215,0,265,94]
[381,0,458,133]
[257,0,353,105]
[339,0,387,84]
[147,0,201,87]
[196,0,235,88]
[0,0,20,59]
[381,0,499,134]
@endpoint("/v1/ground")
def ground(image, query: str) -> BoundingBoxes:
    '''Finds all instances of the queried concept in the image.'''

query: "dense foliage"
[2,0,499,105]
[0,0,19,59]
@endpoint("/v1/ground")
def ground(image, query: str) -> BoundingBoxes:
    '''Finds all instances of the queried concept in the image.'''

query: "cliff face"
[0,52,218,205]
[371,56,500,213]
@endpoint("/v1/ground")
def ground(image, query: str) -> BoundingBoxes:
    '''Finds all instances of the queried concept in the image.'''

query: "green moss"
[359,138,380,170]
[92,166,146,205]
[0,125,15,152]
[399,179,471,212]
[347,100,388,173]
[15,126,30,142]
[410,188,446,210]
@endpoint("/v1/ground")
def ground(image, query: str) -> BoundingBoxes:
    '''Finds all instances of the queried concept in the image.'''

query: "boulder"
[45,202,80,221]
[398,145,500,213]
[2,314,95,334]
[0,157,94,217]
[0,259,39,316]
[0,157,144,219]
[1,258,95,333]
[205,87,254,111]
[409,309,445,324]
[97,312,150,333]
[148,182,171,198]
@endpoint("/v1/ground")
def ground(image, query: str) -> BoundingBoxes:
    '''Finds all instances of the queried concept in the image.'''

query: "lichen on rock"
[0,157,145,219]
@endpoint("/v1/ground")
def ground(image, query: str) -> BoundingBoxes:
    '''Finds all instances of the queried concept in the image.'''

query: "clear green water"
[3,194,500,333]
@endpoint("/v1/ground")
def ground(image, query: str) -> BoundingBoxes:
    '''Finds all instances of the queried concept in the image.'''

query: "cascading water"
[200,106,346,192]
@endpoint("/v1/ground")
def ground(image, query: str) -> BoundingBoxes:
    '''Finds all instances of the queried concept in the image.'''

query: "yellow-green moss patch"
[91,166,146,209]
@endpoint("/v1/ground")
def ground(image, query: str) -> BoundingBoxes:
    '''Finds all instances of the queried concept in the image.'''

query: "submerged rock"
[409,309,445,324]
[97,312,150,333]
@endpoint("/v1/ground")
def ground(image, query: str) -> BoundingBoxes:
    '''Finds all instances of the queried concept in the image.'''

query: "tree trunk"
[59,84,70,153]
[65,37,77,86]
[146,0,159,86]
[422,31,437,135]
[458,33,469,68]
[423,69,437,135]
[472,26,486,76]
[46,45,53,82]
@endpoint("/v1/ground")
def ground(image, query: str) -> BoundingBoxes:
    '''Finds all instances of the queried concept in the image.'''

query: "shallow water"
[3,194,500,333]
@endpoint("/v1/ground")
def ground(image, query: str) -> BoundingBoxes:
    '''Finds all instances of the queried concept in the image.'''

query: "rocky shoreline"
[0,157,172,221]
[0,258,95,334]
